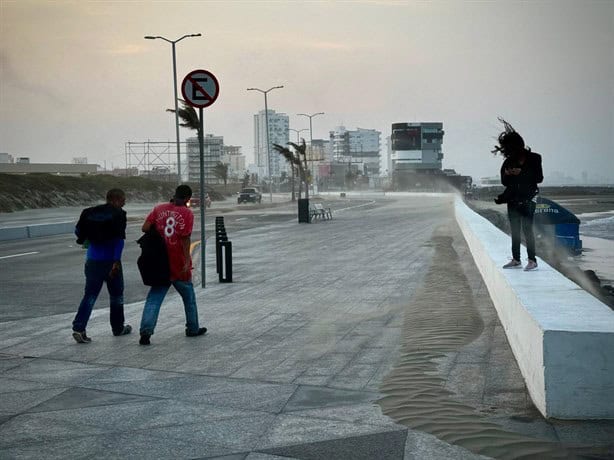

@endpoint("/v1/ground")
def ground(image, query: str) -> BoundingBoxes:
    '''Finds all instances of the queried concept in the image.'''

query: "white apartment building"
[186,134,224,185]
[222,145,246,179]
[253,109,289,179]
[0,153,14,163]
[329,126,381,176]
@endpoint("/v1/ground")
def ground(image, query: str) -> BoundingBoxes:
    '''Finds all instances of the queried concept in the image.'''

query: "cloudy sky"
[1,0,612,183]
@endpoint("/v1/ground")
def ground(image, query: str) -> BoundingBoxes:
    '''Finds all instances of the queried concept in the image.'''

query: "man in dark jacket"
[493,119,544,271]
[72,189,132,343]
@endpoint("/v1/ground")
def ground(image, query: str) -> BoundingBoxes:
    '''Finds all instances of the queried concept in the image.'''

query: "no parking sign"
[181,69,219,108]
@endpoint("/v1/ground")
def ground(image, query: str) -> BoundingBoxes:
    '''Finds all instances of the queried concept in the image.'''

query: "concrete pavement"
[0,194,612,459]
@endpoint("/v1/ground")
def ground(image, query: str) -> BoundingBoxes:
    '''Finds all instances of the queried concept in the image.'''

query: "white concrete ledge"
[0,222,74,241]
[454,196,614,419]
[0,226,29,241]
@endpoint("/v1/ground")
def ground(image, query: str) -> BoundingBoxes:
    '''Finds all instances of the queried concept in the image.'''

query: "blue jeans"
[139,280,200,336]
[73,260,125,333]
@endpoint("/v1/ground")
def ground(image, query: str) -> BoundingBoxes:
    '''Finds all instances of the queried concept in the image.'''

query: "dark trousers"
[72,260,125,333]
[507,201,536,262]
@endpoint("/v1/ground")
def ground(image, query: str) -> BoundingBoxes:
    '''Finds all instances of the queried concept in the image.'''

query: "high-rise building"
[329,126,381,176]
[186,134,224,184]
[253,109,289,179]
[222,145,246,179]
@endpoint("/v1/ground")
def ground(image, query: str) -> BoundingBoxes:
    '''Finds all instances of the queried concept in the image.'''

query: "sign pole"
[199,107,206,289]
[180,68,219,289]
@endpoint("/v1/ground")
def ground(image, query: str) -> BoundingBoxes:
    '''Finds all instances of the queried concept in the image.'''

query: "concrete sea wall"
[454,196,614,419]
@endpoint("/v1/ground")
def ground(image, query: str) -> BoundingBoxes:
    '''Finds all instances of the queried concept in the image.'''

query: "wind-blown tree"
[289,140,311,200]
[241,172,250,188]
[166,99,200,135]
[273,140,309,201]
[212,162,229,190]
[273,144,299,200]
[166,99,201,181]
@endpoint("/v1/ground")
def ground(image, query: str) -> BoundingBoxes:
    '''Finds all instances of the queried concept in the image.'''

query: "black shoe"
[139,334,151,345]
[72,330,92,343]
[185,327,207,337]
[113,325,132,336]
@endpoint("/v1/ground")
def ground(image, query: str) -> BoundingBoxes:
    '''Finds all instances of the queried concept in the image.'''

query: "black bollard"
[219,240,232,283]
[216,234,227,274]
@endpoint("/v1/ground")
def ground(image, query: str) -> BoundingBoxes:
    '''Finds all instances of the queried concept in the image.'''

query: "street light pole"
[289,128,309,143]
[297,112,324,198]
[145,33,201,184]
[247,85,284,203]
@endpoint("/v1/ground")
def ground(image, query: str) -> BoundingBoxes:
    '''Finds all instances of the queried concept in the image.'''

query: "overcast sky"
[1,0,612,183]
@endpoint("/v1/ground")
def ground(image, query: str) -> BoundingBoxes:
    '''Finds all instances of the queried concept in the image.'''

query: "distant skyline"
[1,1,612,183]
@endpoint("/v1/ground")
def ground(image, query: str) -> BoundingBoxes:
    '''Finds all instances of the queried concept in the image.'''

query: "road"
[0,196,353,322]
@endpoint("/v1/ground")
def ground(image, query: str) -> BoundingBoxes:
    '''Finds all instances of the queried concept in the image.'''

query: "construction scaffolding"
[125,141,183,182]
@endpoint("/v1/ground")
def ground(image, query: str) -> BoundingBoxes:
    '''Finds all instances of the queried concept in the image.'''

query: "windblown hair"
[491,117,530,158]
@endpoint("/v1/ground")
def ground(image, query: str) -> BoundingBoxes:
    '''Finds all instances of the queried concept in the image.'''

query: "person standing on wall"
[492,119,544,271]
[138,184,207,345]
[72,188,132,343]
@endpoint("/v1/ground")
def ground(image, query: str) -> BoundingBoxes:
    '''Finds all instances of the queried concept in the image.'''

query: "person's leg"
[507,204,522,261]
[139,285,170,336]
[522,201,537,262]
[106,263,128,335]
[72,260,107,333]
[172,280,201,334]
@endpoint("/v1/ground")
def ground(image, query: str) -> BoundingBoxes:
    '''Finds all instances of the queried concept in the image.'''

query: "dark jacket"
[75,203,126,245]
[136,228,171,287]
[500,151,543,204]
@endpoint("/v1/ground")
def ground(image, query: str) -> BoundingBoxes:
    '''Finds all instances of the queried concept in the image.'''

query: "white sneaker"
[503,259,522,269]
[524,260,538,271]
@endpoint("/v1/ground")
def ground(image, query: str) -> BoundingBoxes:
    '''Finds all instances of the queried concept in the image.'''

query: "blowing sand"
[378,223,610,459]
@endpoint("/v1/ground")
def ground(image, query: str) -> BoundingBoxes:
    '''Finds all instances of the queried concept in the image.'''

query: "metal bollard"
[216,233,227,274]
[218,240,232,283]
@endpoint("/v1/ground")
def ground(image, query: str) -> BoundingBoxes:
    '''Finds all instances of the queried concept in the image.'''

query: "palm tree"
[287,140,310,200]
[166,99,201,183]
[212,162,229,191]
[166,99,200,136]
[241,172,250,188]
[273,142,308,201]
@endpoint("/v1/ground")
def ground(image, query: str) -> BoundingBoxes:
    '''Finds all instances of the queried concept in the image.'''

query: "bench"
[309,203,333,221]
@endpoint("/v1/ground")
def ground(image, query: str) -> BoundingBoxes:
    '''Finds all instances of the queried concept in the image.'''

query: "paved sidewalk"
[0,195,611,459]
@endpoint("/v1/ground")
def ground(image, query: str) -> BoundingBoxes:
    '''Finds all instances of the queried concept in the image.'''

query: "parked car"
[238,187,262,204]
[187,192,211,209]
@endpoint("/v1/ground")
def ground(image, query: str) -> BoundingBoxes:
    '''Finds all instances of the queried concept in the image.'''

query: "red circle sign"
[181,69,220,108]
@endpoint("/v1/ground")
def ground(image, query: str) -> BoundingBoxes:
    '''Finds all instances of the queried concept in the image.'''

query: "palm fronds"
[166,100,200,133]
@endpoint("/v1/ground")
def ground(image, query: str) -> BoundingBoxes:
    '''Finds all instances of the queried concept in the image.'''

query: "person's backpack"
[75,204,126,244]
[136,228,171,286]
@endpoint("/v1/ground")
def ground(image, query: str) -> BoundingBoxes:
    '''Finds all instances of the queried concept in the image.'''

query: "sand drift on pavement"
[378,224,606,459]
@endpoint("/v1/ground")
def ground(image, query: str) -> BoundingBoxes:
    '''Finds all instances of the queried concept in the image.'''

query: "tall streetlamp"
[289,128,309,143]
[247,85,284,203]
[297,112,324,197]
[145,33,201,183]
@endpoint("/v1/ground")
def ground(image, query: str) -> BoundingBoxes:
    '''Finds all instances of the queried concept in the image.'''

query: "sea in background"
[577,210,614,284]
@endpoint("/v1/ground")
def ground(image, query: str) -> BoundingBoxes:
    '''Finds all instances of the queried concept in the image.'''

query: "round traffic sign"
[181,69,220,109]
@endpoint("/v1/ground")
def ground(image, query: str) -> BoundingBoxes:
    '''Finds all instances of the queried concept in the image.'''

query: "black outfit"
[500,151,543,262]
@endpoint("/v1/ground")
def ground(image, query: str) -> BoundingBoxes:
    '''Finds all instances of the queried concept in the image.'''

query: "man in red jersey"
[138,185,207,345]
